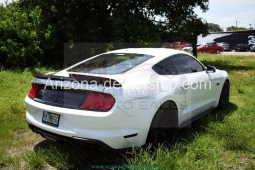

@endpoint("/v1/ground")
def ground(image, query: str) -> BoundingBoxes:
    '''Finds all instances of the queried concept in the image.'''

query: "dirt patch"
[3,130,58,170]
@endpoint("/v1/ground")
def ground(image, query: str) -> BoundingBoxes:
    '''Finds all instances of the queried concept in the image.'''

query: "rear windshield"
[67,53,154,74]
[237,44,245,46]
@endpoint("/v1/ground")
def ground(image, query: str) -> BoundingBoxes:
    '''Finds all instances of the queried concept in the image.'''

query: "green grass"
[24,150,47,169]
[0,54,255,169]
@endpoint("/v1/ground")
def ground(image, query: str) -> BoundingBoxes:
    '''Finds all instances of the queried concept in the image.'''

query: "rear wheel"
[147,101,178,146]
[217,80,230,110]
[216,50,220,54]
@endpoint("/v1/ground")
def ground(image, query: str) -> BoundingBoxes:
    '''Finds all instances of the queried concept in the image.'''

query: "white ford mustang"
[25,48,230,152]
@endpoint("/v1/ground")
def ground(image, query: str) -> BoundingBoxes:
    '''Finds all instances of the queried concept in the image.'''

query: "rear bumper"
[26,118,128,153]
[25,96,153,150]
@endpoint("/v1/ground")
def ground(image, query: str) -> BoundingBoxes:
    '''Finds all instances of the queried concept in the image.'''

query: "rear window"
[67,53,154,74]
[237,44,245,46]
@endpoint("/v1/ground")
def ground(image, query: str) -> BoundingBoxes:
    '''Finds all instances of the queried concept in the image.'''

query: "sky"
[194,0,255,31]
[1,0,254,32]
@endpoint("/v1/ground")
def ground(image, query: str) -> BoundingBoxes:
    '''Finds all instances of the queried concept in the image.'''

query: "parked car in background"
[163,43,173,48]
[197,44,223,54]
[182,44,202,52]
[235,44,248,52]
[217,42,230,51]
[164,42,190,49]
[250,44,255,52]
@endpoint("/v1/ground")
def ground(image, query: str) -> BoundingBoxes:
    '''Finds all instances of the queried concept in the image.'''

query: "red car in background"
[197,44,223,54]
[163,42,189,49]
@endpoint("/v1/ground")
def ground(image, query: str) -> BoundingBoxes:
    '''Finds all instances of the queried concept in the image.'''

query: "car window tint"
[152,58,178,75]
[169,55,192,74]
[68,53,154,74]
[169,55,204,74]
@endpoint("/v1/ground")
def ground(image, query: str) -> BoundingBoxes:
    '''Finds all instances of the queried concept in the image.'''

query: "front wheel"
[147,101,178,146]
[217,80,230,110]
[216,50,220,54]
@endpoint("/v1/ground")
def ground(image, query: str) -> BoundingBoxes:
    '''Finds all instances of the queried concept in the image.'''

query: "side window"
[169,55,204,74]
[212,45,216,47]
[185,55,205,72]
[152,58,178,75]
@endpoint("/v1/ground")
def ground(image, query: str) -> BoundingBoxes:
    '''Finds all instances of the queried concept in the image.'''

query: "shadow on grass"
[32,102,238,170]
[177,102,238,146]
[33,139,123,170]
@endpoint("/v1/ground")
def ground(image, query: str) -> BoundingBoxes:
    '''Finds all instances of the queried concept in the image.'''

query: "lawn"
[0,54,255,169]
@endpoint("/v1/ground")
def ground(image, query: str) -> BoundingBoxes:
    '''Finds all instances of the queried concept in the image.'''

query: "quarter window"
[152,58,178,75]
[169,55,204,74]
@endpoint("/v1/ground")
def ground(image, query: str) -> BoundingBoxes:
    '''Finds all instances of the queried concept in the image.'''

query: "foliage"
[226,26,248,31]
[208,23,223,32]
[0,2,58,68]
[0,0,209,68]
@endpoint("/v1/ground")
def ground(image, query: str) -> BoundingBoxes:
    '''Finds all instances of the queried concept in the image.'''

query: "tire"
[235,50,237,52]
[147,101,178,146]
[198,51,203,54]
[217,80,230,110]
[216,50,220,54]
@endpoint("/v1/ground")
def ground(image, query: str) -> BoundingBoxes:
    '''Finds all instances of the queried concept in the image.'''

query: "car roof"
[107,48,193,65]
[108,48,183,58]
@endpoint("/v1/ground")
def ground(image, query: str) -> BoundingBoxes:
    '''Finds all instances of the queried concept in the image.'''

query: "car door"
[204,45,210,53]
[211,45,217,53]
[169,54,216,118]
[152,57,189,125]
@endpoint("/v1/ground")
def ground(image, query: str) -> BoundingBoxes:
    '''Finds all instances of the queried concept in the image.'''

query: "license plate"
[42,112,60,127]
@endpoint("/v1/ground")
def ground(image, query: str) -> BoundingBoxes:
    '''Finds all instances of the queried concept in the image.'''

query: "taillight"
[80,92,115,111]
[28,84,39,99]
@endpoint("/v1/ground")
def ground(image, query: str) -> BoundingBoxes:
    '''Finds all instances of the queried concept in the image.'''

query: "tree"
[208,23,223,32]
[226,26,248,31]
[0,2,57,68]
[0,0,210,68]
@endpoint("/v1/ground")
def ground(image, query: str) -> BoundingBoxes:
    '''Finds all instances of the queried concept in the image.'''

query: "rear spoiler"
[31,72,122,87]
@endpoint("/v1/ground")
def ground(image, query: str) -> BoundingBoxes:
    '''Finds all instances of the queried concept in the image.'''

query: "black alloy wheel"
[218,80,230,110]
[147,101,178,146]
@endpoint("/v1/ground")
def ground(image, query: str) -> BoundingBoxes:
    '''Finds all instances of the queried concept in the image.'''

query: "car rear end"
[25,51,158,152]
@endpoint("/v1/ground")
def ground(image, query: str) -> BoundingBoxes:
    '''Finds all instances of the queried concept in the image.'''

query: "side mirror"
[206,65,216,73]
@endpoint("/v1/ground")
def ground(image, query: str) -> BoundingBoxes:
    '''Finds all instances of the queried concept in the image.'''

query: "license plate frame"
[42,111,60,127]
